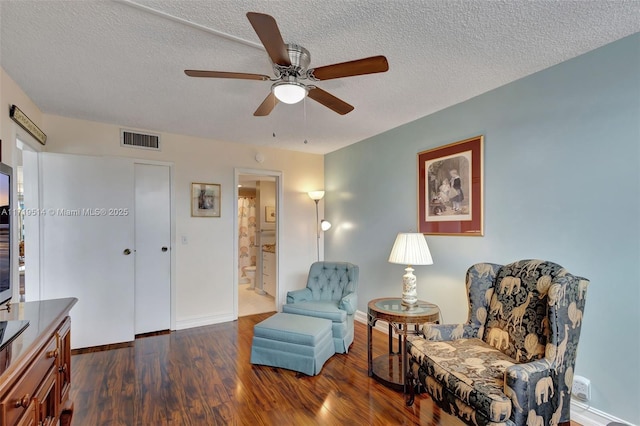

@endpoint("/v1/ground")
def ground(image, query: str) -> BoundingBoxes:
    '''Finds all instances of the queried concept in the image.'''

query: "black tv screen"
[0,163,12,305]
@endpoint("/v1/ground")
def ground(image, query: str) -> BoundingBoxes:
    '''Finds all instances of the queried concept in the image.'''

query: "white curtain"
[238,197,257,279]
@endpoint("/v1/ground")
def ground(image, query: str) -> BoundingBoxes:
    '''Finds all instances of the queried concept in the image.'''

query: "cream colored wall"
[1,69,45,157]
[258,180,276,232]
[40,114,324,328]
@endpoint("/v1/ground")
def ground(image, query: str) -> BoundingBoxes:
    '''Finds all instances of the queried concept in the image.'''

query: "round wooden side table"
[367,298,440,393]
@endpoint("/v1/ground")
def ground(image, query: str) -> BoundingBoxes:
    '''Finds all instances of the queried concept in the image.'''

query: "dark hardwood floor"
[70,313,580,425]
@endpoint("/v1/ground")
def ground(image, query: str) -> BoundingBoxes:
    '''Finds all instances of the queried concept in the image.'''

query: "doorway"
[15,137,41,304]
[14,140,26,300]
[234,169,281,317]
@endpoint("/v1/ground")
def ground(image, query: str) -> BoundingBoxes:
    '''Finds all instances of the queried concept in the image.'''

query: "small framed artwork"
[191,183,221,217]
[265,206,276,222]
[417,135,483,236]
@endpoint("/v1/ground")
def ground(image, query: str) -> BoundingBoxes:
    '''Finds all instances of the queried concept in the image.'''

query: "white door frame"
[233,168,283,319]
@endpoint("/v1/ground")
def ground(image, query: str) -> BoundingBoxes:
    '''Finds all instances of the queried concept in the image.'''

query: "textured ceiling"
[1,1,639,154]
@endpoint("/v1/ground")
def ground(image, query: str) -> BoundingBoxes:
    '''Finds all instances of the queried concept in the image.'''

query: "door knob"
[161,247,168,252]
[123,248,131,255]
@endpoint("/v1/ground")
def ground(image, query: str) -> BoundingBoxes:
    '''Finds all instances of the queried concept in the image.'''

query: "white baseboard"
[571,398,636,426]
[355,310,634,426]
[175,313,235,330]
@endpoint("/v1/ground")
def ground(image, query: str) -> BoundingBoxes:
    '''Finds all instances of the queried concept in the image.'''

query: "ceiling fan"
[185,12,389,116]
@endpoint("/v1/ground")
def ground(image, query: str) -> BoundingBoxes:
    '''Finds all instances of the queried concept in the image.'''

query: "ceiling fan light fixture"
[272,81,307,104]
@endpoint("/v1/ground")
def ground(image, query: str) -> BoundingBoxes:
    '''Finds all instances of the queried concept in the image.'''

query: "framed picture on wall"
[265,206,276,222]
[417,135,483,236]
[191,183,221,217]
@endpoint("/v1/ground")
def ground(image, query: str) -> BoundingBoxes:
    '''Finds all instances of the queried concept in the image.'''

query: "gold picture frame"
[191,183,221,217]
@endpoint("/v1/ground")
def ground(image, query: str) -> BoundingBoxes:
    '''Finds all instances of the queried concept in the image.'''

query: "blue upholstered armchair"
[283,262,359,353]
[407,260,589,426]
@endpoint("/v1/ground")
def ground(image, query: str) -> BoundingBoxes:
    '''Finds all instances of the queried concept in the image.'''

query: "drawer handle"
[15,394,30,408]
[59,363,68,373]
[47,350,58,359]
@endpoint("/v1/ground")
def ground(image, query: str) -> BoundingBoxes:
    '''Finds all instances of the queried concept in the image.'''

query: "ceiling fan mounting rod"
[115,0,263,51]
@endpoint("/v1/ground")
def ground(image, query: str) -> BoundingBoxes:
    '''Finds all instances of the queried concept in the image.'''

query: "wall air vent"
[120,129,161,151]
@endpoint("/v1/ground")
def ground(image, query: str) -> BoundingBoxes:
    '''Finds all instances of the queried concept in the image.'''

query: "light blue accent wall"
[325,34,639,422]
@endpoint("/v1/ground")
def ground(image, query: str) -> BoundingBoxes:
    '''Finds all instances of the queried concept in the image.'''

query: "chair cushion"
[283,301,347,323]
[408,337,515,423]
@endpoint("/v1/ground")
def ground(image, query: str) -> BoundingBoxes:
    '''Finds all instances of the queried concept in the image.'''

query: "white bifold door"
[38,153,170,349]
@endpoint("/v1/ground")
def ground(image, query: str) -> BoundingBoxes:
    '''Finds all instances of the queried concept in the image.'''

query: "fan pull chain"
[303,96,308,144]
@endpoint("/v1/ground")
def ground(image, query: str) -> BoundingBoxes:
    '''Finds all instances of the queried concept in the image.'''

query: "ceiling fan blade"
[308,55,389,81]
[246,12,291,66]
[307,87,354,115]
[184,70,270,81]
[254,92,279,116]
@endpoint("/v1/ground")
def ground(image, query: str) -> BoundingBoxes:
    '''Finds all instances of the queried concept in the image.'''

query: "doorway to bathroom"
[235,169,281,317]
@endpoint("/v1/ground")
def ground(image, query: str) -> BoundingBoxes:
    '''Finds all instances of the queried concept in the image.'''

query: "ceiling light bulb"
[272,81,307,104]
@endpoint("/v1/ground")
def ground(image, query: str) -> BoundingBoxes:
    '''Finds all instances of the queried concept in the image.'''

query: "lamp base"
[401,266,418,307]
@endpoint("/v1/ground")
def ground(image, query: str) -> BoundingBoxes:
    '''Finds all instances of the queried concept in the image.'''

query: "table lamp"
[388,233,433,307]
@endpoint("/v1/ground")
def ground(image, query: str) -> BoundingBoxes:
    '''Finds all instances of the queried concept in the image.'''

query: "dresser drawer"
[0,336,58,426]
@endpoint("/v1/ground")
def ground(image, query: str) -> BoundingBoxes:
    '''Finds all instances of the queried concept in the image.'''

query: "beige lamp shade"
[388,233,433,265]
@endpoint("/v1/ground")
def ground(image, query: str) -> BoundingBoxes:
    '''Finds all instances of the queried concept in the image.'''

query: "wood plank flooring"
[70,314,580,425]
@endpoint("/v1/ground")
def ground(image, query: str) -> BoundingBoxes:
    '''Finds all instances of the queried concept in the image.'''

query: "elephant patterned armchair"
[283,261,359,353]
[407,260,589,426]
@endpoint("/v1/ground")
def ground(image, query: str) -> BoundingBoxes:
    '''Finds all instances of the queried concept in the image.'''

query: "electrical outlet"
[572,375,591,402]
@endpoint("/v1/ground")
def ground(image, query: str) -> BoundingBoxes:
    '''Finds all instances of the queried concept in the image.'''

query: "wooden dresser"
[0,298,77,426]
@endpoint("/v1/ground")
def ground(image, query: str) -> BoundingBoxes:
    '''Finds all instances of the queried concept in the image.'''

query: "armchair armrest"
[286,288,312,304]
[338,292,357,314]
[504,359,553,423]
[422,323,477,341]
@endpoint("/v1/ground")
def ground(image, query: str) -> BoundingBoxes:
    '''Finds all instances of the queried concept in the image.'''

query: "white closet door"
[134,163,171,334]
[40,153,135,349]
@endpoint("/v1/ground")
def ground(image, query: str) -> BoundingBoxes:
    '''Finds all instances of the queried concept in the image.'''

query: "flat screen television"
[0,163,12,305]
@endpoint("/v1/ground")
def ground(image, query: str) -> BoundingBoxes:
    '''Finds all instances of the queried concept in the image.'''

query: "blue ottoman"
[250,313,335,376]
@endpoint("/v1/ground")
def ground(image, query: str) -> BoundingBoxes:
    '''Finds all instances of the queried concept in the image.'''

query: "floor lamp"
[308,191,331,261]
